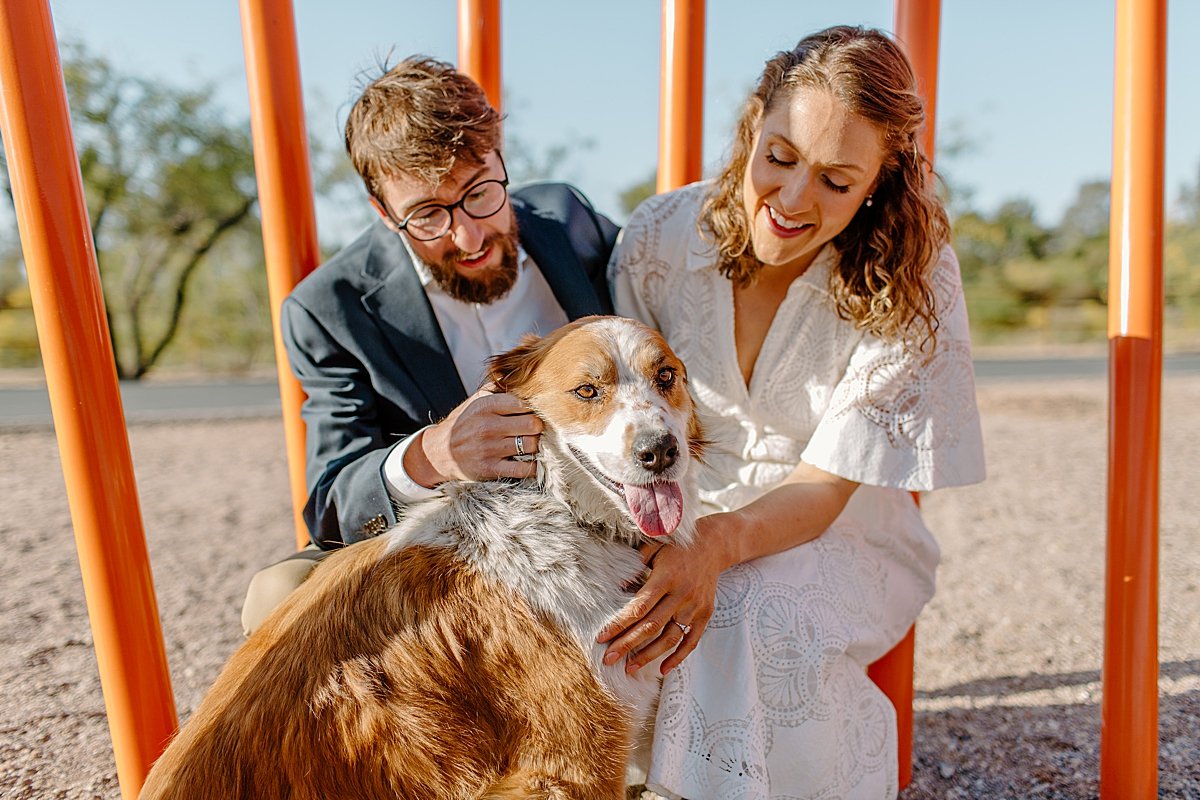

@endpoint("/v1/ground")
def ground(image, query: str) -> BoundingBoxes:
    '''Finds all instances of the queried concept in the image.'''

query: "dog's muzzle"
[568,444,684,538]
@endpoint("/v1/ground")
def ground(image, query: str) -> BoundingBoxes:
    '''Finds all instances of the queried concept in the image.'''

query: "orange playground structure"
[0,1,1164,797]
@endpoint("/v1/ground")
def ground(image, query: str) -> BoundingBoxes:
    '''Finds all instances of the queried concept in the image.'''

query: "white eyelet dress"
[609,183,986,800]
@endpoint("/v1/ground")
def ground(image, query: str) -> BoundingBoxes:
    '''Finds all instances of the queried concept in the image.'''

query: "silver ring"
[672,620,692,636]
[514,435,525,457]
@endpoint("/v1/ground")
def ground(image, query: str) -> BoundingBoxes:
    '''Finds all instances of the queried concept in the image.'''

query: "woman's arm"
[597,461,859,674]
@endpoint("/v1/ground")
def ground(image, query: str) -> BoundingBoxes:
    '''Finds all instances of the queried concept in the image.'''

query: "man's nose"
[448,208,486,254]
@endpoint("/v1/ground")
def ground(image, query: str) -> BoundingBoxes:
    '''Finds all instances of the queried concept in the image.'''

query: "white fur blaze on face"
[552,318,694,538]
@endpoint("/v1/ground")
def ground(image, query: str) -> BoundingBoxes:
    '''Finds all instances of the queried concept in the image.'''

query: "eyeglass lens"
[404,180,507,240]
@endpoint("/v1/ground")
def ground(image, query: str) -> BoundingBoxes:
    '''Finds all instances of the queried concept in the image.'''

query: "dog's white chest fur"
[385,480,665,719]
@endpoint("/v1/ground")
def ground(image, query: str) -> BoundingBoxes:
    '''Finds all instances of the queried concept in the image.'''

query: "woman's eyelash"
[822,175,851,193]
[766,153,851,194]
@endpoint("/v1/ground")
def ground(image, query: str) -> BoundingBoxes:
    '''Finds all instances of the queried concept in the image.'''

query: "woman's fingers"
[597,588,662,648]
[598,583,700,671]
[658,617,705,674]
[599,542,720,673]
[624,610,706,675]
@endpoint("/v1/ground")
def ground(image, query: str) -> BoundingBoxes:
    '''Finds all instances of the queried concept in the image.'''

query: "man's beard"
[428,228,521,304]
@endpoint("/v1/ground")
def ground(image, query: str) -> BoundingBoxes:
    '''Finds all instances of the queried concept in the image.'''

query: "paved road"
[3,354,1200,428]
[0,379,284,428]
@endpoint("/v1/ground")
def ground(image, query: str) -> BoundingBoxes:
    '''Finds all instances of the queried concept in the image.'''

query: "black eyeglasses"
[388,154,510,241]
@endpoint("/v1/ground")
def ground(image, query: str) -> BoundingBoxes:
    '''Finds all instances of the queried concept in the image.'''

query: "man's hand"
[405,387,544,487]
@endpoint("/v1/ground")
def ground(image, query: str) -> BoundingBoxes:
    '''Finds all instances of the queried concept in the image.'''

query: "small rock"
[939,762,956,779]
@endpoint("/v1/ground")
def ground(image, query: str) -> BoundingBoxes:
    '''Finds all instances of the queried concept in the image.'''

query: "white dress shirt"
[382,244,569,502]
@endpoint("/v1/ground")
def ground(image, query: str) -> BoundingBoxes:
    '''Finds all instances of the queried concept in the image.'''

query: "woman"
[603,26,986,799]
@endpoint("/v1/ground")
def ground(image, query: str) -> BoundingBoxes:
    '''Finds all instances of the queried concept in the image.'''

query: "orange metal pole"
[874,2,942,790]
[894,0,941,163]
[866,625,915,785]
[0,2,176,797]
[657,0,705,193]
[1103,0,1164,796]
[457,0,503,113]
[239,0,322,549]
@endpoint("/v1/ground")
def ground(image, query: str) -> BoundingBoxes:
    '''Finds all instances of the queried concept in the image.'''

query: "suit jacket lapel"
[358,223,468,414]
[515,202,605,320]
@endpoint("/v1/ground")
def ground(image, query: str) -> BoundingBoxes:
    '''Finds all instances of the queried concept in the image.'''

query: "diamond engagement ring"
[514,435,526,457]
[673,620,692,636]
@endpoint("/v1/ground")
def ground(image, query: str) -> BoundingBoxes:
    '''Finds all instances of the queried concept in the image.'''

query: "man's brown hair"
[344,56,501,201]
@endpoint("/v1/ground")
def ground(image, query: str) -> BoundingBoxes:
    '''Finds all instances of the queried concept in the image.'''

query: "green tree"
[619,171,657,217]
[68,44,262,378]
[0,43,266,378]
[1166,167,1200,337]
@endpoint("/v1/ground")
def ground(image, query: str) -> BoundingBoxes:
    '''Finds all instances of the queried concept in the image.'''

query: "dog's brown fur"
[141,317,702,800]
[141,535,630,799]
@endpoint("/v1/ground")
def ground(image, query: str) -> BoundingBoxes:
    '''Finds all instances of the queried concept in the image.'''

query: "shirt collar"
[398,232,437,287]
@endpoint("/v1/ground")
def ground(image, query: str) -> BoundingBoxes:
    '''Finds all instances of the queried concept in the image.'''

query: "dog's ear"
[488,317,599,394]
[487,332,550,395]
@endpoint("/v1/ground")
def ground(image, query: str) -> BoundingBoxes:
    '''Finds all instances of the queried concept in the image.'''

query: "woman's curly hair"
[699,26,950,350]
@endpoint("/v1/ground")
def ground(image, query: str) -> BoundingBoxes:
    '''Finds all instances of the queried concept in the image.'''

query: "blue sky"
[47,0,1200,242]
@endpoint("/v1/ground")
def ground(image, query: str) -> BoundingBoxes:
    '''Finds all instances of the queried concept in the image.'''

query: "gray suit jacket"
[281,183,618,547]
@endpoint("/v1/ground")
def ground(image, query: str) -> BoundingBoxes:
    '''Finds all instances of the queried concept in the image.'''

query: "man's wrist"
[383,428,444,503]
[403,426,449,489]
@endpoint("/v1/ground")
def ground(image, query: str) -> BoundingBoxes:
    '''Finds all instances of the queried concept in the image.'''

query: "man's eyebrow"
[399,163,490,217]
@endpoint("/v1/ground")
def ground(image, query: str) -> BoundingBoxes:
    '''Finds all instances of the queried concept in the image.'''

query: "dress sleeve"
[801,245,986,491]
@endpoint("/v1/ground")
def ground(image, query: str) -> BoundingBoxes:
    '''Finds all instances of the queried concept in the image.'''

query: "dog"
[140,316,704,800]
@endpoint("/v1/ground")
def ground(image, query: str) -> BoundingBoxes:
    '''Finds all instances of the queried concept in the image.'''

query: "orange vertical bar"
[879,2,941,790]
[894,0,941,163]
[866,625,915,785]
[0,2,177,797]
[657,0,705,193]
[1103,0,1164,796]
[457,0,503,113]
[239,0,321,549]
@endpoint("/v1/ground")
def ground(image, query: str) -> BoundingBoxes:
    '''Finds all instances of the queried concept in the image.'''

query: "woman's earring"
[864,195,874,208]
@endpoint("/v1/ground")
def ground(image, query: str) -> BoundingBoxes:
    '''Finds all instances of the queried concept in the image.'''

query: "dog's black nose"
[634,432,679,475]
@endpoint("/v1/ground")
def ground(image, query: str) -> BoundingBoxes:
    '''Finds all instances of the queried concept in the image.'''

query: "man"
[241,56,617,633]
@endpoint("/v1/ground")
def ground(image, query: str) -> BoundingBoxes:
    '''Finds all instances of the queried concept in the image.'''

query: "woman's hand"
[595,464,858,676]
[597,513,738,675]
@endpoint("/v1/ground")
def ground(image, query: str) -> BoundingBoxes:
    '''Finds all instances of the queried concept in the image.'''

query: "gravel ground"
[1,373,1197,799]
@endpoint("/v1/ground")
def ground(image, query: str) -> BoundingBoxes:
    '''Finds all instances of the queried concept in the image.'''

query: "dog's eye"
[574,384,599,400]
[655,368,676,389]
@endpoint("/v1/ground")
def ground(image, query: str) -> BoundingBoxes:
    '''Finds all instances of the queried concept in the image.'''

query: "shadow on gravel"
[916,658,1200,700]
[904,675,1198,799]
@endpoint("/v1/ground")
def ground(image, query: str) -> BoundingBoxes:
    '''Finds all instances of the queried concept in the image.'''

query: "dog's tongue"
[623,482,683,537]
